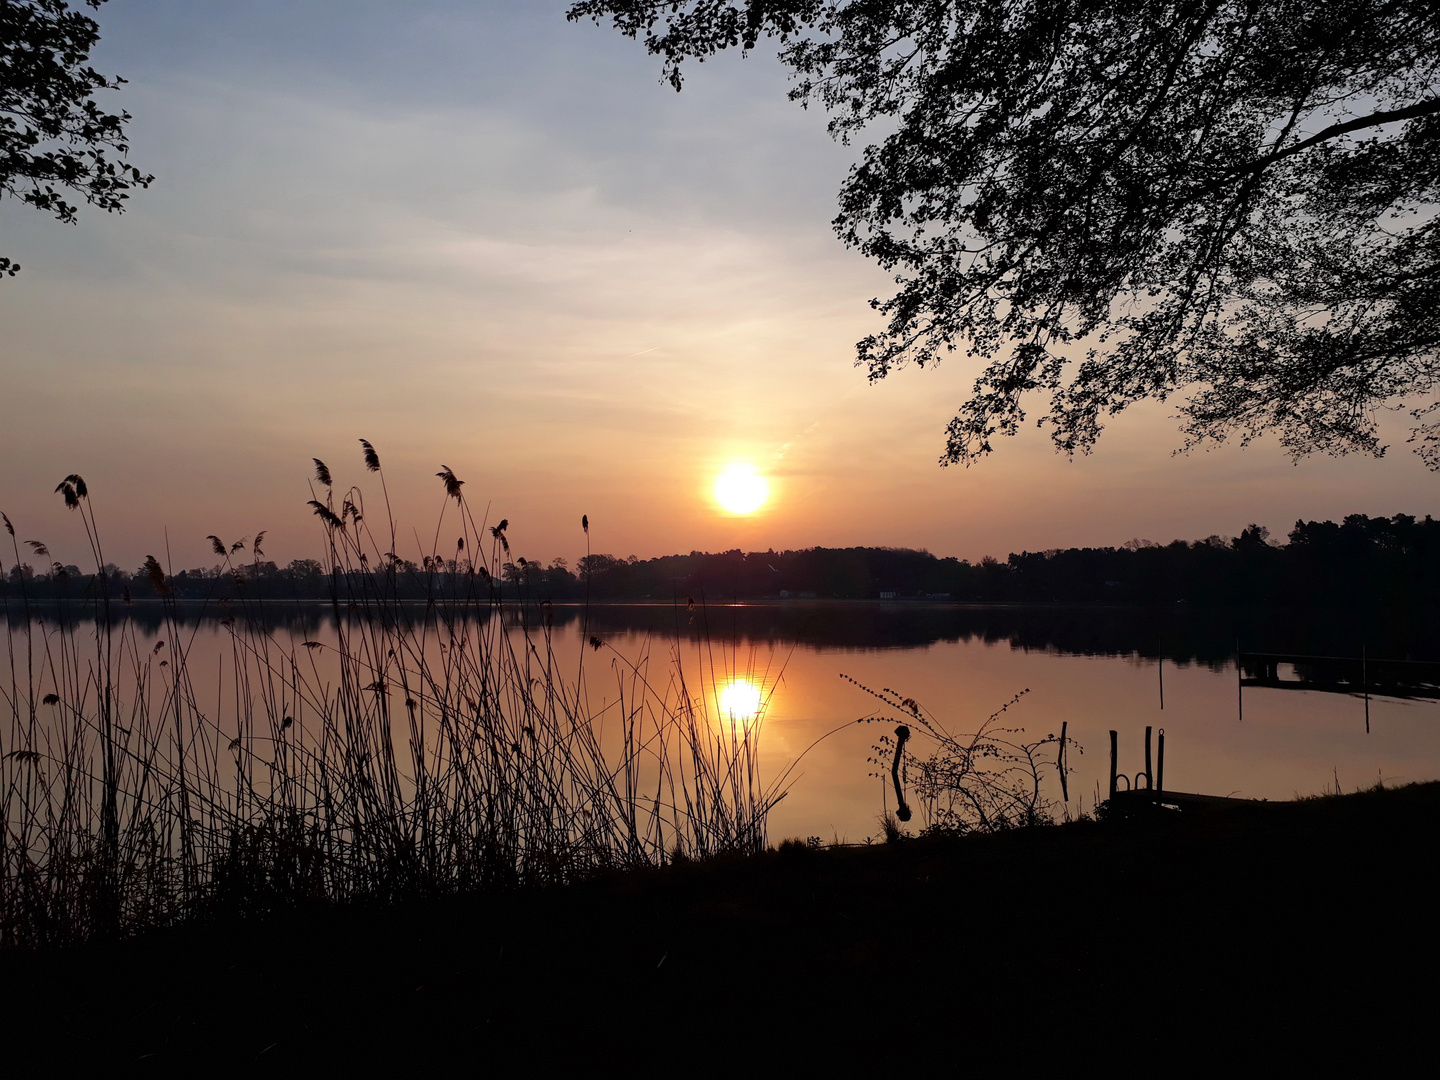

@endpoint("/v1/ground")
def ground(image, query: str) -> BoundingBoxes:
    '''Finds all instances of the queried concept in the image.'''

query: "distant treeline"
[3,513,1437,607]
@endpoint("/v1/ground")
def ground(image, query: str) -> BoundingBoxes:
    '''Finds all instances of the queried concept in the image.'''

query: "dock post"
[1237,638,1243,722]
[1144,725,1153,790]
[1109,730,1118,801]
[1363,645,1370,734]
[1157,729,1165,793]
[1158,632,1164,710]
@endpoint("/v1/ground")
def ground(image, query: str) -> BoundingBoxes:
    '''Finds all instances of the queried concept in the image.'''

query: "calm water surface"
[16,601,1440,843]
[600,601,1440,840]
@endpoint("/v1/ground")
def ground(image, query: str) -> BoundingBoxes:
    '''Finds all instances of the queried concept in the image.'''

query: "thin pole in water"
[1236,638,1243,722]
[1158,632,1164,710]
[1156,729,1166,793]
[1109,729,1118,801]
[1144,725,1153,790]
[1363,644,1370,734]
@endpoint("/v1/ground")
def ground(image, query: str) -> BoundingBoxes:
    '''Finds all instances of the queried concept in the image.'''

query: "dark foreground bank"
[7,784,1438,1072]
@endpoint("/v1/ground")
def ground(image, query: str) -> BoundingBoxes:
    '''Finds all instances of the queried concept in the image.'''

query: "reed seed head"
[55,474,87,507]
[360,438,381,472]
[436,466,464,500]
[307,501,345,530]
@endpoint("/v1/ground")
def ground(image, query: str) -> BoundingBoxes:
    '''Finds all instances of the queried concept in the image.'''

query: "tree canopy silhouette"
[569,1,1440,466]
[0,0,150,277]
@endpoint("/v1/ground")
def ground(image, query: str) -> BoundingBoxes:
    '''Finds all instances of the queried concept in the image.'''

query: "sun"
[717,678,764,723]
[713,463,769,515]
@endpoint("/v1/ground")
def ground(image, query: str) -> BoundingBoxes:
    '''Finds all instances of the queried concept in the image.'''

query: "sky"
[2,0,1436,576]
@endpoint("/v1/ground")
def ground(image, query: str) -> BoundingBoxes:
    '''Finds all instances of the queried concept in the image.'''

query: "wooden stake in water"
[1109,729,1118,801]
[1158,633,1165,710]
[1236,638,1243,722]
[1363,644,1370,734]
[1156,729,1166,793]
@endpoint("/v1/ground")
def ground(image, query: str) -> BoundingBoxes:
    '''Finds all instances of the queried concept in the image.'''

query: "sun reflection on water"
[717,678,764,723]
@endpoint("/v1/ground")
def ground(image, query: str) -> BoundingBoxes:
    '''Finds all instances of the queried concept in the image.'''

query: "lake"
[578,601,1440,839]
[16,599,1438,844]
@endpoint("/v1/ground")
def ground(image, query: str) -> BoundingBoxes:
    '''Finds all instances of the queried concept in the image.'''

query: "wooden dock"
[1110,788,1248,812]
[1239,650,1440,701]
[1106,726,1250,814]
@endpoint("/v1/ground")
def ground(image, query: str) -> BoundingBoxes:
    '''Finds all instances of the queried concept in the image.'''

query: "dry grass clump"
[851,677,1070,835]
[2,446,781,947]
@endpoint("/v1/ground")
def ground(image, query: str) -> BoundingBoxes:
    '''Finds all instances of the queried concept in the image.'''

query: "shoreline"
[7,782,1436,1067]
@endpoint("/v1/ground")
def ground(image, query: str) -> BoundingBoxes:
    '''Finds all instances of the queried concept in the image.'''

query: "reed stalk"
[1,454,785,947]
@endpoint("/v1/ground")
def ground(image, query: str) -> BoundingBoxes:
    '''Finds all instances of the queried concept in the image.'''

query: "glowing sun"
[717,678,764,723]
[713,463,769,515]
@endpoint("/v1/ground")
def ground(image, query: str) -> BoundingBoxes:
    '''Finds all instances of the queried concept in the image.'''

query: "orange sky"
[2,3,1436,576]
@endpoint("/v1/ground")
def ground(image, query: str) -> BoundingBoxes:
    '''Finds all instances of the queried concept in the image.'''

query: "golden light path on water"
[717,678,764,723]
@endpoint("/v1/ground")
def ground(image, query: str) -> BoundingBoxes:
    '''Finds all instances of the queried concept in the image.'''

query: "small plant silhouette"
[848,676,1076,836]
